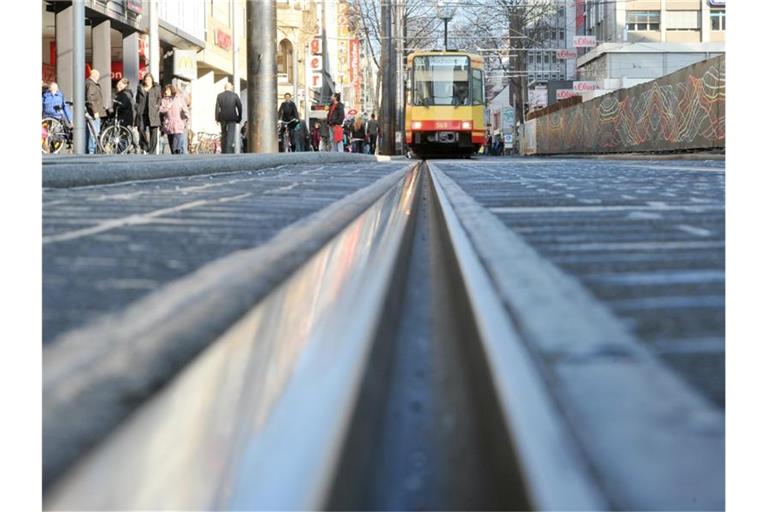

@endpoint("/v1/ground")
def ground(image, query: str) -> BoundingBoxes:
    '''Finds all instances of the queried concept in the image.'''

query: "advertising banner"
[556,49,578,59]
[556,89,577,100]
[573,35,597,48]
[573,81,598,93]
[349,39,361,106]
[311,38,322,55]
[502,107,515,132]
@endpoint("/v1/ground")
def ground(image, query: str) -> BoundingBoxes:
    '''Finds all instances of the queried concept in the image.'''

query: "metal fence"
[523,55,725,155]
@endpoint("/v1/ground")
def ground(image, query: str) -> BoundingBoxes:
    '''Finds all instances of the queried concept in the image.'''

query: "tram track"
[46,162,603,510]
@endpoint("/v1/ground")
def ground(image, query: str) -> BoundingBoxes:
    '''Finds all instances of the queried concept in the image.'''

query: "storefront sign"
[349,39,361,101]
[173,49,197,81]
[502,107,515,132]
[311,38,322,55]
[556,49,578,59]
[215,29,232,50]
[310,72,323,89]
[573,35,597,48]
[556,89,577,100]
[573,81,598,92]
[309,56,323,72]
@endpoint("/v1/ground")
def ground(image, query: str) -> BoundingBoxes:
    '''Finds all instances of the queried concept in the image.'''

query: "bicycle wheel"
[100,125,133,154]
[42,118,65,154]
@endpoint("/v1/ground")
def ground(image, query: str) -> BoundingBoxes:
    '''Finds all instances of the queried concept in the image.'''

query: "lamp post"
[436,1,457,50]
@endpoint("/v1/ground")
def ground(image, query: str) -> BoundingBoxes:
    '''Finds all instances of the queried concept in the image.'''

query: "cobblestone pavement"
[43,161,405,344]
[437,157,725,408]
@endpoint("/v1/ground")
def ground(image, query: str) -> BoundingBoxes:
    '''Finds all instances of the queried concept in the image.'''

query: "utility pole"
[232,1,241,153]
[72,0,85,154]
[246,0,278,153]
[149,0,160,153]
[379,0,395,155]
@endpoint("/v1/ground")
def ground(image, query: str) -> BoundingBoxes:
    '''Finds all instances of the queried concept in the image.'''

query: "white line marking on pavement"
[489,204,723,214]
[676,224,712,237]
[43,193,252,244]
[551,240,724,252]
[616,164,725,173]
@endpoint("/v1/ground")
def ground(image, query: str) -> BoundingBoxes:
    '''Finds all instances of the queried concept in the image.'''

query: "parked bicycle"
[42,102,103,155]
[189,132,221,154]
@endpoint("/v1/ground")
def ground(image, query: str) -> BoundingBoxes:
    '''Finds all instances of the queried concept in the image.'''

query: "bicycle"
[190,132,221,154]
[42,102,103,155]
[99,104,135,155]
[278,118,299,153]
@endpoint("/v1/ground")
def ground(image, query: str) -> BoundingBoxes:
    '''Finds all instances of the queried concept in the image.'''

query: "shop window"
[626,10,660,31]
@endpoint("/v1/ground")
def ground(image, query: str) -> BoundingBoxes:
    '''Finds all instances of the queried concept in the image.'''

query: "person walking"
[159,84,190,155]
[85,69,106,154]
[350,115,366,153]
[327,93,345,152]
[135,73,162,154]
[42,82,71,121]
[310,121,321,152]
[215,82,242,153]
[365,113,379,155]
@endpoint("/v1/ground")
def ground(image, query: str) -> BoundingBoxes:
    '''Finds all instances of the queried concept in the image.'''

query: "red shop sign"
[215,29,232,50]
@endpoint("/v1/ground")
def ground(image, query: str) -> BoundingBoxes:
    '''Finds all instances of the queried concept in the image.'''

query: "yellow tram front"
[405,51,486,158]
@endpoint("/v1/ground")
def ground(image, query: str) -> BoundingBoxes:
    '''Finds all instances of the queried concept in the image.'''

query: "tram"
[405,50,486,158]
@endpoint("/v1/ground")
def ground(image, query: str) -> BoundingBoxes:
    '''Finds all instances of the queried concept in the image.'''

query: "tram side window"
[472,69,484,105]
[413,55,470,106]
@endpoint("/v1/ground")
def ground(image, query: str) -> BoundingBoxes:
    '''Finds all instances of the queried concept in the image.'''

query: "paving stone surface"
[438,157,725,408]
[43,161,405,344]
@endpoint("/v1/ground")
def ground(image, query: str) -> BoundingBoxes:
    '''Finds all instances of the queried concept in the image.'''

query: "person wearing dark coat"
[85,69,106,154]
[326,93,345,152]
[135,73,162,154]
[111,78,135,127]
[215,82,243,153]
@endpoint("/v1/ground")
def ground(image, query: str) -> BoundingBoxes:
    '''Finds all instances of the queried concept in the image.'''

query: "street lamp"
[436,1,457,50]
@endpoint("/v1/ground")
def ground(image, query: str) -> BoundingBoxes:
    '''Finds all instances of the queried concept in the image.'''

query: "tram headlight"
[461,121,473,130]
[412,121,423,130]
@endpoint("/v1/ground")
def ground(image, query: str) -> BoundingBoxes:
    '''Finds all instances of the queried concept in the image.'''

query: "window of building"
[711,9,725,31]
[626,10,660,31]
[536,53,542,64]
[559,30,564,41]
[544,53,549,64]
[667,11,701,31]
[277,39,294,83]
[528,53,534,64]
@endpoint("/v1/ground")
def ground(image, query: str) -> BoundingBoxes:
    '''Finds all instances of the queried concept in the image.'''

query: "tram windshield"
[412,55,471,106]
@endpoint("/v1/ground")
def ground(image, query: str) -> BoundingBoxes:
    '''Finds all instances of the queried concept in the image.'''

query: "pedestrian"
[310,121,321,152]
[295,118,309,152]
[350,114,366,153]
[111,78,135,128]
[135,73,162,154]
[366,113,379,154]
[85,69,106,154]
[215,82,242,153]
[42,82,71,121]
[327,93,345,152]
[159,84,190,155]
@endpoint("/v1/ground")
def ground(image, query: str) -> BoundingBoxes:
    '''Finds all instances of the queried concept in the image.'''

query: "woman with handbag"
[326,93,345,152]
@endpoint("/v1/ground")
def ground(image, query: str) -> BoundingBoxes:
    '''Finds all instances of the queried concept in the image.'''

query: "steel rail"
[45,165,421,510]
[428,162,608,510]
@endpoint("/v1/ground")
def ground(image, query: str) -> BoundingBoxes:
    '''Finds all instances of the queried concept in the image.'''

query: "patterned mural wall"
[531,56,725,154]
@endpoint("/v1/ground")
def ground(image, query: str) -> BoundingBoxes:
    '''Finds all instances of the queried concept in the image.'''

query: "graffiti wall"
[531,56,725,154]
